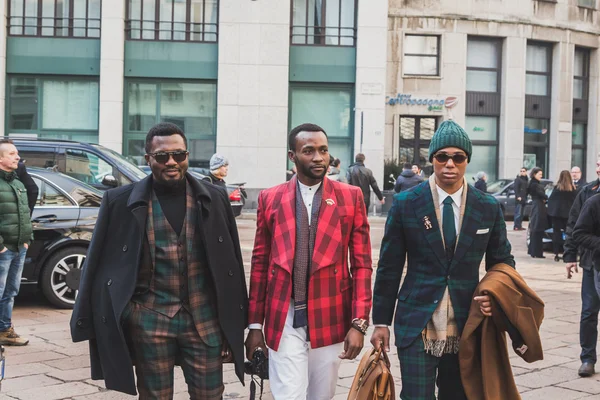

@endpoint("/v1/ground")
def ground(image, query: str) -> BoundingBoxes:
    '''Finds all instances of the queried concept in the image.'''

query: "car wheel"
[40,247,87,309]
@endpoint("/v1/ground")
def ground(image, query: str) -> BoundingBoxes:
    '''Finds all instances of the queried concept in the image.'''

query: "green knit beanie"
[428,120,473,162]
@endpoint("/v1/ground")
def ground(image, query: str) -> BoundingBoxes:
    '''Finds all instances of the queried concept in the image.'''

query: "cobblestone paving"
[0,216,597,399]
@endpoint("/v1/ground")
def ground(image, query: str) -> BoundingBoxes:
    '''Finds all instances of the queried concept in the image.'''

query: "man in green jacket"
[0,139,33,346]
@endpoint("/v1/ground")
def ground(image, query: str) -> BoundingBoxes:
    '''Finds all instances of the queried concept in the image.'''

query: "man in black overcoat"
[70,122,248,397]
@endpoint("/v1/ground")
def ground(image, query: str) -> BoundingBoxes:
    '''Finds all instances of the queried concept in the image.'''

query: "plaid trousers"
[397,338,467,400]
[122,302,223,399]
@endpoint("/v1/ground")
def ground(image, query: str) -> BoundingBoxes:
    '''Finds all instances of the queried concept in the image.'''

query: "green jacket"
[0,169,33,251]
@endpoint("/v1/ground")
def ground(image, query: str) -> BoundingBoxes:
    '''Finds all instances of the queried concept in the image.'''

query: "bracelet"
[350,323,366,335]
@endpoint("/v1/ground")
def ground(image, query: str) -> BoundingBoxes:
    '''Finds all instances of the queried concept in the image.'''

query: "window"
[574,48,590,100]
[523,118,549,175]
[61,149,114,186]
[7,76,100,142]
[466,38,501,93]
[403,35,440,76]
[578,0,596,8]
[126,0,218,42]
[572,123,586,174]
[464,117,498,182]
[291,0,357,46]
[397,117,437,177]
[526,43,552,96]
[124,80,217,167]
[8,0,101,37]
[31,177,74,207]
[289,85,353,170]
[17,146,57,169]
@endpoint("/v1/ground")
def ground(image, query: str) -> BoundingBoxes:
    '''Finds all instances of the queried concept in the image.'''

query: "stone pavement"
[0,216,598,399]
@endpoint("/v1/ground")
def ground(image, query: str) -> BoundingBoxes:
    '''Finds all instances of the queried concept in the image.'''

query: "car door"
[59,148,117,190]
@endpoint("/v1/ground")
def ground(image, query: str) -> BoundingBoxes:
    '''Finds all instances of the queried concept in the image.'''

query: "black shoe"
[579,362,595,377]
[554,255,560,262]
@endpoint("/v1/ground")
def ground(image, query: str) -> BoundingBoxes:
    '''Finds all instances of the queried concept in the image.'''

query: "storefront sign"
[386,94,457,113]
[473,127,485,132]
[524,126,548,134]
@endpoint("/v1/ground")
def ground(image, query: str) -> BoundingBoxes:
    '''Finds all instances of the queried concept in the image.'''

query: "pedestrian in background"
[513,167,529,231]
[547,170,577,262]
[0,139,33,346]
[202,153,229,189]
[347,153,385,213]
[572,166,587,190]
[394,162,423,193]
[328,157,347,183]
[474,171,488,193]
[527,167,548,258]
[564,155,600,378]
[412,164,425,178]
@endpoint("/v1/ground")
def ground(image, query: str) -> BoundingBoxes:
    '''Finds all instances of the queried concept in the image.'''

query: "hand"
[566,262,579,279]
[0,247,6,254]
[24,243,28,250]
[517,197,521,202]
[380,198,386,205]
[370,326,390,353]
[339,328,364,360]
[221,340,233,363]
[245,329,268,360]
[474,292,492,317]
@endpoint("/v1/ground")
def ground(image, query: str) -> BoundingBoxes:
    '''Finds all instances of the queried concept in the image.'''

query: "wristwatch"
[351,318,369,335]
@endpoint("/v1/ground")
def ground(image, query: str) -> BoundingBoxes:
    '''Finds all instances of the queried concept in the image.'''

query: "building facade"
[2,0,388,204]
[386,0,600,183]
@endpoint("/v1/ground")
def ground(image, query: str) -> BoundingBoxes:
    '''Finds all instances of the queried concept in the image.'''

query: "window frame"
[125,0,219,43]
[403,34,441,77]
[7,0,101,38]
[290,0,358,47]
[578,0,596,9]
[525,42,553,97]
[466,37,502,94]
[574,47,590,101]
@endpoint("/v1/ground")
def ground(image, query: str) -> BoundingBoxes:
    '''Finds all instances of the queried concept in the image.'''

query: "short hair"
[530,167,542,179]
[288,123,328,151]
[0,139,14,157]
[355,153,365,163]
[332,158,341,168]
[520,167,527,171]
[476,171,486,180]
[145,122,187,154]
[403,162,412,169]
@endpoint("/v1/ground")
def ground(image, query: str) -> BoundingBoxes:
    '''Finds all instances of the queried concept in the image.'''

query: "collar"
[436,184,464,207]
[0,168,16,182]
[298,180,322,194]
[127,173,212,211]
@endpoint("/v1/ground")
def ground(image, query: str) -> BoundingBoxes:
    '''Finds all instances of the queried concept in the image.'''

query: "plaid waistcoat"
[132,182,222,347]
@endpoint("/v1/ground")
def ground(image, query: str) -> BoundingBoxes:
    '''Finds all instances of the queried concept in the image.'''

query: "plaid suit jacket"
[373,181,515,349]
[248,176,372,350]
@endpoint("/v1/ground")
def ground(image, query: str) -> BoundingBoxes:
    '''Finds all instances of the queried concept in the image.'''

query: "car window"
[16,146,56,169]
[64,149,114,185]
[31,177,74,207]
[93,145,147,181]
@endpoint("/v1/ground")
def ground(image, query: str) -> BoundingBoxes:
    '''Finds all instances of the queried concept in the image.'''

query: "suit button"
[334,269,338,274]
[181,284,185,289]
[107,279,112,286]
[218,236,224,243]
[271,269,275,275]
[101,316,107,324]
[434,300,438,304]
[228,270,234,277]
[180,257,184,262]
[239,304,244,310]
[447,275,450,280]
[122,245,127,252]
[178,242,182,247]
[76,320,83,327]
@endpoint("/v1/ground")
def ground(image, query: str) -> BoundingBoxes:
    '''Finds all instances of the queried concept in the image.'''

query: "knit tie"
[442,196,456,261]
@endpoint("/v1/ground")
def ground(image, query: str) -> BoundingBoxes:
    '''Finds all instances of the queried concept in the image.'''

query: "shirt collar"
[436,184,463,207]
[298,180,322,194]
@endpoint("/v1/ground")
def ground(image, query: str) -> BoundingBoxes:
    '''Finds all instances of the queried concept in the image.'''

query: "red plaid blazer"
[248,176,373,350]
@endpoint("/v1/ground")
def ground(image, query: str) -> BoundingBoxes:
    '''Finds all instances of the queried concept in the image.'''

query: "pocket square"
[476,228,490,234]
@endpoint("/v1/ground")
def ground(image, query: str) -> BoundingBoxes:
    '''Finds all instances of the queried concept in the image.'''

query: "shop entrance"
[395,116,439,177]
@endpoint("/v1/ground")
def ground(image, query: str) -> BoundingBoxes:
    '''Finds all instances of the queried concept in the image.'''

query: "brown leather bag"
[347,346,396,400]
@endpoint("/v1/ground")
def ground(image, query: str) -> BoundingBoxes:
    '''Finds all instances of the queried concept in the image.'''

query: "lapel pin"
[423,216,433,230]
[325,199,335,206]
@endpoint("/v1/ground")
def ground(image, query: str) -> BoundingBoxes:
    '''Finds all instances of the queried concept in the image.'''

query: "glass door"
[398,116,438,177]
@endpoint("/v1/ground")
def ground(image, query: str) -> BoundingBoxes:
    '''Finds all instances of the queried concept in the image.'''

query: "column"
[98,0,125,153]
[217,0,290,190]
[0,0,7,136]
[499,36,527,179]
[354,0,388,188]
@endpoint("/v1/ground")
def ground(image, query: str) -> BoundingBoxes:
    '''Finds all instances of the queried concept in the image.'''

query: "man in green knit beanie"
[371,119,515,398]
[0,139,33,346]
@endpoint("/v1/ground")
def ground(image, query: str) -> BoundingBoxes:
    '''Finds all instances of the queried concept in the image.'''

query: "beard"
[295,160,327,181]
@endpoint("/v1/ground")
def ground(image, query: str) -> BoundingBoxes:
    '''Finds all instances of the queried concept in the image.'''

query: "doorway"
[395,116,439,177]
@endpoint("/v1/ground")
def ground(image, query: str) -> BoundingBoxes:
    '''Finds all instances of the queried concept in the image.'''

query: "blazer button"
[122,245,127,252]
[218,236,224,243]
[228,270,234,277]
[239,304,244,310]
[101,316,107,324]
[107,279,112,286]
[76,320,83,327]
[334,269,338,274]
[434,300,438,304]
[271,269,275,275]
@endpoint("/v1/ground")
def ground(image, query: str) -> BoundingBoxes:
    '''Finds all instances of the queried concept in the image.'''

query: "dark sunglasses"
[148,151,189,164]
[433,152,468,164]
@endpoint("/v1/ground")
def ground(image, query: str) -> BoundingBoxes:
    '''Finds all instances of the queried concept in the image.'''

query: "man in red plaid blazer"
[246,123,373,399]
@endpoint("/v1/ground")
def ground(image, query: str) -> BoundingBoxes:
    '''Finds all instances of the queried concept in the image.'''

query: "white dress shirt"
[248,180,323,330]
[436,184,463,235]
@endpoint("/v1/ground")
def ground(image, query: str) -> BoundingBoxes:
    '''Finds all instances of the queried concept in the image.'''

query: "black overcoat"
[70,174,248,395]
[528,178,548,233]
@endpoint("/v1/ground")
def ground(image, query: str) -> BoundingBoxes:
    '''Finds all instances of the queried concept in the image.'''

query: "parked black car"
[139,166,246,217]
[9,138,147,191]
[22,168,102,309]
[488,178,554,220]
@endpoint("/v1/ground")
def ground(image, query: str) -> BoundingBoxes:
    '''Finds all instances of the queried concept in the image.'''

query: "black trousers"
[551,217,568,255]
[581,268,600,364]
[528,231,544,257]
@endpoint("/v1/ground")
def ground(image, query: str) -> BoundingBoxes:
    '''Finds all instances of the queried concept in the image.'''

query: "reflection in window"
[64,149,113,185]
[31,177,73,207]
[291,0,357,46]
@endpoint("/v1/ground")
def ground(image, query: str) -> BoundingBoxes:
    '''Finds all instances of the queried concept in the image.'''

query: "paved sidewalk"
[0,217,598,399]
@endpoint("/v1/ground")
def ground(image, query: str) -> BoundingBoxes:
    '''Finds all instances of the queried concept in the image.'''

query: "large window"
[124,80,217,167]
[289,85,353,171]
[523,118,549,175]
[574,48,589,100]
[578,0,596,8]
[291,0,357,46]
[8,0,101,37]
[397,116,437,177]
[403,35,440,76]
[573,47,590,175]
[466,38,501,93]
[526,43,552,96]
[7,76,99,143]
[126,0,218,42]
[572,123,586,172]
[465,116,498,182]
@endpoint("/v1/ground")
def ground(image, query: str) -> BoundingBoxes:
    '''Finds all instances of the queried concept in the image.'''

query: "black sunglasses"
[148,151,189,164]
[433,152,468,164]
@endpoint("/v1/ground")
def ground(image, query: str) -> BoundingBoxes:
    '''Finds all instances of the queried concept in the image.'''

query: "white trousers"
[268,303,344,400]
